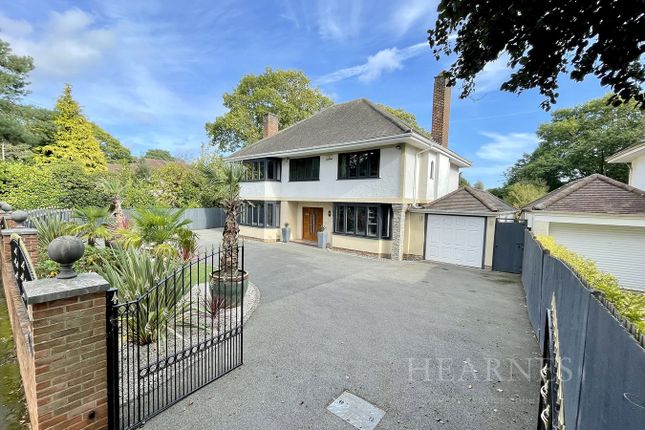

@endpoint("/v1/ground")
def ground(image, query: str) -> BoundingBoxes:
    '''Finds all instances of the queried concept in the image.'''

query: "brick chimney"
[263,113,279,139]
[431,72,451,147]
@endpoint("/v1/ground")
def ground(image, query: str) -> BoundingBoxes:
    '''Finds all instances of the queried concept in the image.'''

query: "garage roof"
[414,186,516,215]
[522,174,645,214]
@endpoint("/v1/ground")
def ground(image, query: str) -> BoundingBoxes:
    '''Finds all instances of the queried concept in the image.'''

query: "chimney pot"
[431,72,451,147]
[263,113,279,139]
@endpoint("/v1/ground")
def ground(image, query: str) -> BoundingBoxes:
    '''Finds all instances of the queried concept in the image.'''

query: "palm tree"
[99,177,128,229]
[218,163,244,273]
[118,207,197,258]
[72,206,111,246]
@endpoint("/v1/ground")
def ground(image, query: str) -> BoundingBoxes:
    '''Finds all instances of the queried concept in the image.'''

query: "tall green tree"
[504,181,548,209]
[427,0,645,109]
[205,68,333,153]
[0,39,34,102]
[506,95,643,190]
[92,123,132,162]
[144,149,175,161]
[36,84,107,171]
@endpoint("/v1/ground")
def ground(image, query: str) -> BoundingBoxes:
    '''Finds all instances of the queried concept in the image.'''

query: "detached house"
[229,74,485,262]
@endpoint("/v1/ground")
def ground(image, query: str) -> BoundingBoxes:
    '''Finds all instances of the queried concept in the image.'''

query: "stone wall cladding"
[390,204,408,261]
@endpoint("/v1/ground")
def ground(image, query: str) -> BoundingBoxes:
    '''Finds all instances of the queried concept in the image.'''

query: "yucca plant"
[98,248,190,345]
[98,177,128,229]
[218,163,244,272]
[72,206,112,246]
[31,213,75,250]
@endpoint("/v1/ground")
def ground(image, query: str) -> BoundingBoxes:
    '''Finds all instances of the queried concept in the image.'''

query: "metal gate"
[107,246,245,429]
[492,219,526,273]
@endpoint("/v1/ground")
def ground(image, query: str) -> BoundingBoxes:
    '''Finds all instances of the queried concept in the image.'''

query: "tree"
[459,175,470,187]
[0,39,34,102]
[505,181,548,209]
[144,149,175,161]
[71,206,111,246]
[36,85,107,172]
[473,180,485,190]
[427,1,645,109]
[92,123,132,162]
[205,68,333,153]
[506,95,643,189]
[217,163,244,272]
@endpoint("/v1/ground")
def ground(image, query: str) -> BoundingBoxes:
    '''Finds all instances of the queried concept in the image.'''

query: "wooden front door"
[303,207,323,241]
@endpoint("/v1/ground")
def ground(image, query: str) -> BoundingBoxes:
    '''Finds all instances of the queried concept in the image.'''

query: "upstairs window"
[289,156,320,181]
[338,149,380,179]
[242,159,281,182]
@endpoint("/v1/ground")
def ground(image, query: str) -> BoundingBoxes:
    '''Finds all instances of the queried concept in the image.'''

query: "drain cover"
[327,391,385,430]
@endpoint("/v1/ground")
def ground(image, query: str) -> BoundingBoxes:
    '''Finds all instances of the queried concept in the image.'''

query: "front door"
[303,207,323,241]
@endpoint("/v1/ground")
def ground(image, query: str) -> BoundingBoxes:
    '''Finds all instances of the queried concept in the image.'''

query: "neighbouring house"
[607,137,645,190]
[227,74,502,261]
[522,174,645,291]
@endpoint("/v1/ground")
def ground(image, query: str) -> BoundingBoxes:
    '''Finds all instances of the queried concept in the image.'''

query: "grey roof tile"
[522,174,645,214]
[420,186,516,214]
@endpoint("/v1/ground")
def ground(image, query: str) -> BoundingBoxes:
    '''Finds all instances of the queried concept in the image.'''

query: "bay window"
[239,201,280,228]
[334,203,392,239]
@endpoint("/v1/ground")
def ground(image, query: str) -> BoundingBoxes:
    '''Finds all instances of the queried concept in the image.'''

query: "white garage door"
[425,214,485,268]
[549,223,645,291]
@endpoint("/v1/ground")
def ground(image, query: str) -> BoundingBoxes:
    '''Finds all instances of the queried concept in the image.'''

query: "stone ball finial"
[11,210,28,227]
[48,236,85,279]
[0,202,12,212]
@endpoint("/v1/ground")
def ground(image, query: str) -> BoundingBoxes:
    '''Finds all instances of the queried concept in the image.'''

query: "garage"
[412,186,516,269]
[425,214,485,267]
[549,223,645,290]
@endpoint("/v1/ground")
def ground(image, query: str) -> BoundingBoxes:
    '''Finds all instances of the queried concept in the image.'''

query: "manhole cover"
[327,391,385,430]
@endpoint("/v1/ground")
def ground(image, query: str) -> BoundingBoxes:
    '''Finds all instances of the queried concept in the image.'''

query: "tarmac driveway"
[146,229,540,430]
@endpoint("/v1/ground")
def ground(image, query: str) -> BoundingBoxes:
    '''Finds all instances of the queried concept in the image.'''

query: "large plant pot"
[209,270,249,308]
[281,227,291,243]
[317,231,328,249]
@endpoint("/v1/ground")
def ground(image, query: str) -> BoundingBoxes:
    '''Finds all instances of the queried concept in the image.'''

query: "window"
[239,201,280,228]
[338,149,380,179]
[289,157,320,181]
[242,159,281,182]
[333,203,392,239]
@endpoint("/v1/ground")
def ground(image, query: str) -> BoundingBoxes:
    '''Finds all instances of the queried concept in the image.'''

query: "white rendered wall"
[630,155,645,190]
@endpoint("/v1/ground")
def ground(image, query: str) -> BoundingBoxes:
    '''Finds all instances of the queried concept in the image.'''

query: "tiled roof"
[607,139,645,163]
[522,174,645,214]
[228,99,468,163]
[419,186,516,214]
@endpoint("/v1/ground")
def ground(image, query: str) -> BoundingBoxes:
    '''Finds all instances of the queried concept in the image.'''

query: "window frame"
[241,158,282,182]
[333,203,392,239]
[289,156,320,182]
[239,200,281,228]
[337,149,380,180]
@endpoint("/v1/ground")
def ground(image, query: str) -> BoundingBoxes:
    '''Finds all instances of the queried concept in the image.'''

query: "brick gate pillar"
[22,273,111,430]
[390,204,408,261]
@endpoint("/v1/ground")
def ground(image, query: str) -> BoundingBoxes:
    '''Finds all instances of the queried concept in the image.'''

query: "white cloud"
[1,9,117,77]
[316,0,362,41]
[473,54,513,94]
[316,42,427,84]
[391,0,436,36]
[476,131,538,163]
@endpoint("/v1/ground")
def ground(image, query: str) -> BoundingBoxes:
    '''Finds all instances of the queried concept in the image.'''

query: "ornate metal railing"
[107,245,245,430]
[9,235,36,304]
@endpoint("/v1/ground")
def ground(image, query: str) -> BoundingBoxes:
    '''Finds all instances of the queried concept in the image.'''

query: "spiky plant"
[71,206,111,246]
[31,213,75,250]
[217,163,244,274]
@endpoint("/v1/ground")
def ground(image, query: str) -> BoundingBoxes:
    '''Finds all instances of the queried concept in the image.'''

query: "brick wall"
[431,72,451,148]
[0,230,109,430]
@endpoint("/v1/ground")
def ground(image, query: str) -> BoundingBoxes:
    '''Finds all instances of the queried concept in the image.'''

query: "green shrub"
[96,248,189,345]
[536,235,645,334]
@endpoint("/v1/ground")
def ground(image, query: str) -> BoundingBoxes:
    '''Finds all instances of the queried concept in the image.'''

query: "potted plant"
[317,224,328,249]
[281,222,291,243]
[209,163,248,308]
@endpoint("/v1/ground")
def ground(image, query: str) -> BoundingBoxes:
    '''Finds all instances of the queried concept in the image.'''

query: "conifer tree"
[36,84,107,171]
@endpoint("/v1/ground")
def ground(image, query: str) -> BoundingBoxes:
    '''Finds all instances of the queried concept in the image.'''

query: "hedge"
[536,235,645,334]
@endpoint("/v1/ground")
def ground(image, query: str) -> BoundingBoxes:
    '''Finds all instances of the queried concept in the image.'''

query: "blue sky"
[1,0,608,187]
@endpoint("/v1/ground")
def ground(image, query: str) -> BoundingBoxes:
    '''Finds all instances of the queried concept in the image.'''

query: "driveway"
[146,229,540,430]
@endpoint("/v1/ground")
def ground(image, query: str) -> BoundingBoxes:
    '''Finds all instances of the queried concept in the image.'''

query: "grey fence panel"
[123,208,225,230]
[546,257,592,426]
[576,297,645,430]
[521,230,543,337]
